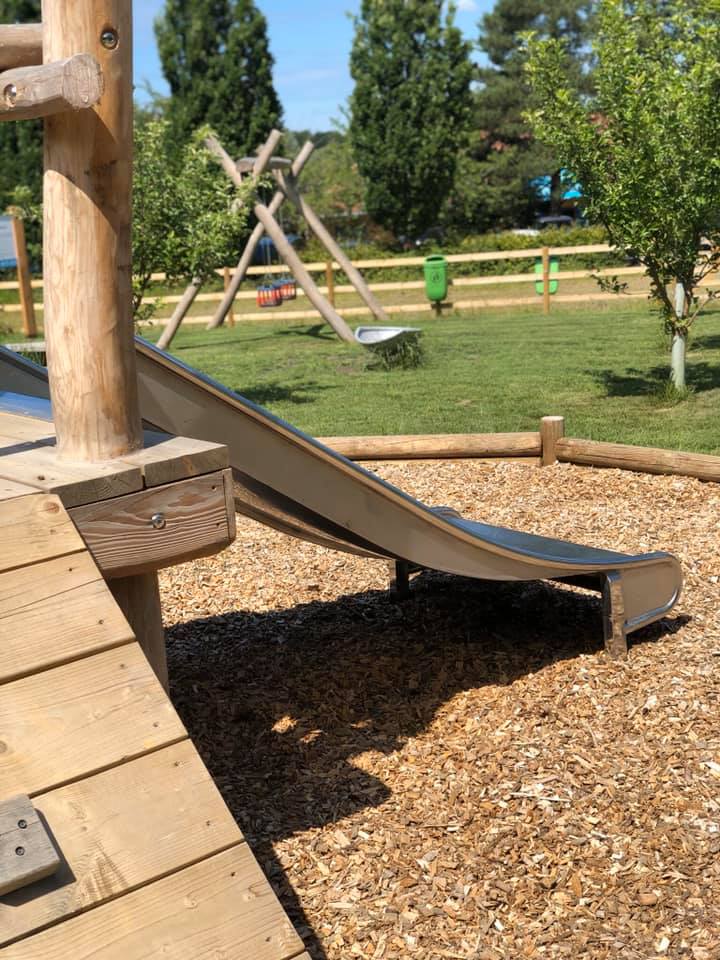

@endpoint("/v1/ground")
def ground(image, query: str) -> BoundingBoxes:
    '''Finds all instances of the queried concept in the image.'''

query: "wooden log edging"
[556,437,720,483]
[318,432,542,461]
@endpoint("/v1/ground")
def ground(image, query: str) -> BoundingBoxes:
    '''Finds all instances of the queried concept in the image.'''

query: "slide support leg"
[602,571,628,659]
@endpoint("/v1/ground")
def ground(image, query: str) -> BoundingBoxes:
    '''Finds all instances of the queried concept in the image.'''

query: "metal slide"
[0,341,682,655]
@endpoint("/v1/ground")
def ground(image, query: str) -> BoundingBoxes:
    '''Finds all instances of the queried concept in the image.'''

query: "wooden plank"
[69,471,235,579]
[120,430,229,486]
[3,845,305,960]
[318,432,542,460]
[0,741,243,947]
[0,433,143,508]
[0,794,61,897]
[0,644,185,797]
[557,437,720,483]
[0,551,133,683]
[0,478,42,502]
[0,493,84,572]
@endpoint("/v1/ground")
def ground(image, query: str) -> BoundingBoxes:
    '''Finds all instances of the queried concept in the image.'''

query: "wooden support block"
[0,54,103,122]
[390,559,411,600]
[541,416,565,466]
[69,470,235,579]
[0,795,60,896]
[110,574,168,692]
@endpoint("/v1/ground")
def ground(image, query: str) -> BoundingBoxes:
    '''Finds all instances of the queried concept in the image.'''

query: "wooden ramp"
[0,487,307,959]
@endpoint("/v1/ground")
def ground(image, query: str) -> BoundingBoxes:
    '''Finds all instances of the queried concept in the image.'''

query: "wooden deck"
[0,485,306,955]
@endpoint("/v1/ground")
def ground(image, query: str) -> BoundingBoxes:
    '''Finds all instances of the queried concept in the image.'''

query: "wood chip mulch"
[160,460,720,960]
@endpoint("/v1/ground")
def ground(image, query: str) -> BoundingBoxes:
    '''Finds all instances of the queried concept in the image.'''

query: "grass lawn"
[129,299,720,453]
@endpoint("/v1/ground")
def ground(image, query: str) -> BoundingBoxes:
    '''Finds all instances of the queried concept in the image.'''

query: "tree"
[155,0,282,157]
[133,119,254,350]
[348,0,473,240]
[299,132,367,240]
[451,0,592,233]
[0,0,42,259]
[525,0,720,390]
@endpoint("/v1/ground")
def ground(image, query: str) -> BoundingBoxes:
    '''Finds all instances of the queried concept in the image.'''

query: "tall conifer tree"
[349,0,473,239]
[155,0,282,156]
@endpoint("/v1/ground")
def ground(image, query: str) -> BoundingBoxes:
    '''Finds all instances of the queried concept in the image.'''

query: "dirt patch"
[160,460,720,960]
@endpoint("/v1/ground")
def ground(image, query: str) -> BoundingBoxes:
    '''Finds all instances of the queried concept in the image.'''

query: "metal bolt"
[150,513,166,530]
[17,819,27,830]
[15,847,25,857]
[3,84,16,105]
[100,28,119,49]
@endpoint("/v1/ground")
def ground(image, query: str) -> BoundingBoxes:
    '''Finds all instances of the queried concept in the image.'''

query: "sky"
[134,0,493,132]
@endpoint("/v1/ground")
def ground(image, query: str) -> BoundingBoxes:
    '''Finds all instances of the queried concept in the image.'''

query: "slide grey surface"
[0,341,683,656]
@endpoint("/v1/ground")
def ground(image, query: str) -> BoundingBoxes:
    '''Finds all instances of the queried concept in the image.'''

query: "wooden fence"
[3,242,720,328]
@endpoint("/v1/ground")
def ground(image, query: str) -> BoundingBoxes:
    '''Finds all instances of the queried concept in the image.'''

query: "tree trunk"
[670,280,686,390]
[157,276,202,352]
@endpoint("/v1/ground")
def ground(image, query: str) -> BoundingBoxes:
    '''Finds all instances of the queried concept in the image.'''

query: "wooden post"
[42,0,142,462]
[224,266,235,326]
[156,276,201,352]
[10,216,36,338]
[541,415,565,466]
[542,246,551,316]
[325,260,335,307]
[43,1,166,690]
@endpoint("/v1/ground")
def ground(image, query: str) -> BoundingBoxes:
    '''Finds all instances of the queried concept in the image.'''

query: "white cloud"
[457,0,479,11]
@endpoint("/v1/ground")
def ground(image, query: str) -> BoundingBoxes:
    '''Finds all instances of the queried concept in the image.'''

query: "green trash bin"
[424,254,448,303]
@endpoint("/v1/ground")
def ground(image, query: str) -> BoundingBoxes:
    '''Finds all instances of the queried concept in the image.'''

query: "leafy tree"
[348,0,473,239]
[155,0,282,157]
[0,0,42,259]
[450,0,592,233]
[525,0,720,390]
[299,132,367,239]
[133,119,254,349]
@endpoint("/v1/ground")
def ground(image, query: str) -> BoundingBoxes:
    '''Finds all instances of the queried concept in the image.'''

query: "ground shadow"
[591,360,720,398]
[276,324,336,341]
[689,333,720,352]
[166,572,685,958]
[235,380,336,406]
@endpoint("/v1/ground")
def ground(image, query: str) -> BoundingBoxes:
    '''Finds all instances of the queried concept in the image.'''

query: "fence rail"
[2,242,718,324]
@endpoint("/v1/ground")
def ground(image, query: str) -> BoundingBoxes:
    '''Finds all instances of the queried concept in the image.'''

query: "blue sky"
[134,1,492,131]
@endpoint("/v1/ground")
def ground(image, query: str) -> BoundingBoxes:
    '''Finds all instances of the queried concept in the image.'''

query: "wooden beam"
[556,436,720,483]
[10,217,36,337]
[43,1,142,462]
[0,24,42,71]
[0,54,102,122]
[318,432,542,460]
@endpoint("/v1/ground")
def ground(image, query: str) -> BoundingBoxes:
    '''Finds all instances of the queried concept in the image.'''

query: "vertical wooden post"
[542,246,551,316]
[541,415,565,466]
[43,1,167,690]
[325,260,335,307]
[43,0,142,462]
[10,216,36,338]
[224,266,235,326]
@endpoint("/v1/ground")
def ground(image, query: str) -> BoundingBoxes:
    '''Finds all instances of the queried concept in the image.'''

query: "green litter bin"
[424,254,448,302]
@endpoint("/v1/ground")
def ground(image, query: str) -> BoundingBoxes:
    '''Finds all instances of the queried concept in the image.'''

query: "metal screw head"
[15,846,25,857]
[17,819,27,830]
[150,513,166,530]
[100,28,119,49]
[3,83,16,105]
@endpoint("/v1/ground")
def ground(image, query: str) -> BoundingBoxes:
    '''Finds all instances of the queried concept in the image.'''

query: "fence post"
[542,246,551,316]
[11,216,36,338]
[223,265,235,327]
[541,415,565,466]
[325,260,336,307]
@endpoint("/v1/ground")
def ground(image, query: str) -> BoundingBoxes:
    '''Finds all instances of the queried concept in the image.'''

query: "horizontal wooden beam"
[556,437,720,483]
[0,23,42,70]
[0,53,102,122]
[317,432,542,460]
[69,470,236,579]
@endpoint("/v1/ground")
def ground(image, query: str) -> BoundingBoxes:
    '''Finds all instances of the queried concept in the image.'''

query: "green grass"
[129,300,720,454]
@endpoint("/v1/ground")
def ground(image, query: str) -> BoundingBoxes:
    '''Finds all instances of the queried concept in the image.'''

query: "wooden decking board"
[0,493,85,573]
[0,478,42,502]
[0,741,243,947]
[0,644,186,797]
[2,846,305,960]
[0,553,134,683]
[0,432,144,507]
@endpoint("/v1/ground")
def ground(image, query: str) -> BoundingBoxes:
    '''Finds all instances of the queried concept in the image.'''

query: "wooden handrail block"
[0,23,42,70]
[0,53,103,122]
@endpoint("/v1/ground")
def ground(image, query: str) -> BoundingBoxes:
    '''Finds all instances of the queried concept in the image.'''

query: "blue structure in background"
[0,217,16,269]
[529,170,583,204]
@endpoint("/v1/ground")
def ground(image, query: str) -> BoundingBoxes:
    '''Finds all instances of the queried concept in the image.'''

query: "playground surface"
[161,458,720,960]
